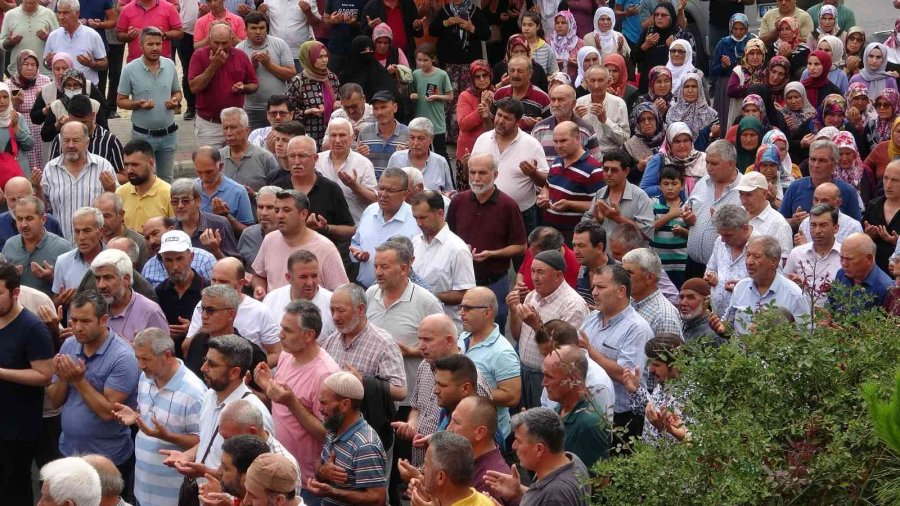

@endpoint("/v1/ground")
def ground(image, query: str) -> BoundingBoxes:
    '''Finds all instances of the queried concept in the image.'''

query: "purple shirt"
[109,291,169,342]
[473,447,512,505]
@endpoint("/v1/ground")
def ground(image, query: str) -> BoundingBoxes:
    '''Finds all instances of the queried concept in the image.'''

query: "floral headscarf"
[467,59,493,95]
[59,69,87,109]
[818,35,844,70]
[551,11,580,59]
[740,38,767,86]
[815,93,847,131]
[668,73,718,136]
[889,116,900,161]
[817,5,840,36]
[886,18,900,65]
[816,126,841,141]
[762,130,795,186]
[647,66,674,101]
[776,17,801,51]
[753,144,782,175]
[832,131,866,187]
[604,53,628,98]
[665,39,695,92]
[575,46,601,88]
[861,43,895,99]
[846,82,876,123]
[875,88,900,143]
[505,34,529,62]
[742,93,769,129]
[766,55,791,101]
[631,101,665,150]
[661,122,705,189]
[299,41,335,120]
[782,81,817,128]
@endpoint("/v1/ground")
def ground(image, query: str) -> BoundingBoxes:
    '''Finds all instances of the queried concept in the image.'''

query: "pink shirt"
[193,10,247,44]
[252,230,349,292]
[117,0,182,61]
[273,348,340,484]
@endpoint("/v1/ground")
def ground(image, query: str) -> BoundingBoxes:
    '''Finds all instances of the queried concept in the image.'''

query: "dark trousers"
[34,414,61,469]
[0,438,37,506]
[105,44,126,114]
[685,257,707,280]
[520,364,544,410]
[116,450,136,504]
[513,204,540,273]
[388,406,412,505]
[432,133,449,167]
[613,411,645,455]
[176,35,196,110]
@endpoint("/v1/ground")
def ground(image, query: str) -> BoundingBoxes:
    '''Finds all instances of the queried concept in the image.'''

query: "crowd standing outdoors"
[1,0,900,504]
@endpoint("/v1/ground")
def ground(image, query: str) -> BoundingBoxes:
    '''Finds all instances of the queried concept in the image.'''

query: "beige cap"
[245,453,298,494]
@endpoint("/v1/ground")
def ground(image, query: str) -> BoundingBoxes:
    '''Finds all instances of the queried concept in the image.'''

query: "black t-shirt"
[156,270,207,359]
[0,307,53,440]
[709,0,746,27]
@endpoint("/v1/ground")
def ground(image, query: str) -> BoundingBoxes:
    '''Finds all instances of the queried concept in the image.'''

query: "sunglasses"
[669,48,686,55]
[876,101,893,109]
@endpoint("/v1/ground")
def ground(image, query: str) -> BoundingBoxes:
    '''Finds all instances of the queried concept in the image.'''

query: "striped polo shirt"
[544,151,606,230]
[319,417,387,505]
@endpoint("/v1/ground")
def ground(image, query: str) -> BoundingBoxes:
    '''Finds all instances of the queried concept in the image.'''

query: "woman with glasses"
[631,1,693,93]
[843,26,866,78]
[456,60,494,190]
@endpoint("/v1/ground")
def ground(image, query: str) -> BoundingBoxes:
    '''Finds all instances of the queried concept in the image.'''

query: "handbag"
[0,125,23,191]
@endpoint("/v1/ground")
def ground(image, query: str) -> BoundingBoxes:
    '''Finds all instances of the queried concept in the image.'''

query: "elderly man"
[575,66,628,153]
[358,91,409,179]
[193,146,255,232]
[262,250,336,336]
[797,182,861,245]
[531,84,601,166]
[758,0,814,43]
[407,432,493,506]
[678,278,722,344]
[411,191,476,326]
[1,195,73,297]
[82,454,131,505]
[472,98,549,233]
[94,193,149,267]
[116,140,174,230]
[239,185,280,269]
[91,248,168,341]
[684,140,742,278]
[723,236,810,335]
[242,453,303,506]
[0,177,63,244]
[251,189,348,296]
[236,12,295,130]
[188,23,258,148]
[38,457,102,506]
[0,0,58,76]
[316,118,378,223]
[538,121,605,239]
[580,265,654,441]
[51,208,103,307]
[583,150,655,240]
[484,408,591,505]
[623,248,684,338]
[705,204,754,316]
[46,290,140,488]
[786,204,843,306]
[830,232,895,311]
[444,396,512,498]
[323,84,374,149]
[42,0,107,84]
[153,230,209,353]
[46,95,125,182]
[508,249,589,409]
[350,168,421,287]
[781,140,862,224]
[76,236,157,302]
[110,328,207,506]
[386,118,453,192]
[517,225,581,292]
[305,371,389,504]
[181,284,243,376]
[737,172,793,261]
[36,121,118,241]
[170,178,241,259]
[864,160,900,272]
[220,107,281,192]
[491,56,549,133]
[141,219,215,287]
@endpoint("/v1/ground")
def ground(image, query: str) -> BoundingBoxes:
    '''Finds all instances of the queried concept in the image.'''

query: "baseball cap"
[735,172,768,193]
[371,90,395,103]
[158,230,192,254]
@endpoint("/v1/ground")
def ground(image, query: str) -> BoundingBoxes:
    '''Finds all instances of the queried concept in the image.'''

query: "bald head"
[420,313,457,341]
[554,120,580,140]
[82,454,124,499]
[843,232,877,256]
[813,182,842,208]
[214,257,245,284]
[840,232,877,282]
[4,176,31,197]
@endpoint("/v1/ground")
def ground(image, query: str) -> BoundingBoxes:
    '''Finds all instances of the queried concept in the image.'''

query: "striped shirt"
[531,116,601,167]
[518,282,590,369]
[492,85,550,133]
[49,125,125,173]
[319,417,387,505]
[356,121,409,180]
[544,151,606,230]
[134,362,207,506]
[319,322,407,389]
[650,198,687,277]
[41,152,119,242]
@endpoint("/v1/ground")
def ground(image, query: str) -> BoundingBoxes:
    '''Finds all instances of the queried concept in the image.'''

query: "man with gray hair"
[219,107,282,191]
[575,66,629,154]
[704,204,754,316]
[316,117,378,223]
[622,248,684,338]
[82,454,133,506]
[386,117,454,192]
[111,328,207,506]
[53,207,105,308]
[78,236,159,304]
[780,139,862,225]
[38,456,103,506]
[238,185,282,270]
[91,248,168,341]
[42,0,107,84]
[0,177,63,245]
[193,146,255,233]
[324,84,374,150]
[170,177,242,259]
[407,432,493,506]
[93,192,150,270]
[531,84,601,167]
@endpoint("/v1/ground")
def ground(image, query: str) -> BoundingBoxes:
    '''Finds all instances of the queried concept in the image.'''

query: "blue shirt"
[142,248,216,287]
[830,266,894,313]
[459,324,521,439]
[319,416,387,505]
[357,121,409,180]
[726,273,811,336]
[779,177,862,222]
[195,175,254,225]
[52,247,100,294]
[386,150,454,192]
[351,202,421,287]
[57,331,140,465]
[0,211,63,245]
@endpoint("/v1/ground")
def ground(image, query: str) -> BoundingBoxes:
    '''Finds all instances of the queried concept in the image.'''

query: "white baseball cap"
[159,230,192,254]
[735,172,768,193]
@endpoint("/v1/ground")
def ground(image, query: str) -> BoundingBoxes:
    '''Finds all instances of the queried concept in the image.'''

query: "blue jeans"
[246,109,268,131]
[130,129,177,182]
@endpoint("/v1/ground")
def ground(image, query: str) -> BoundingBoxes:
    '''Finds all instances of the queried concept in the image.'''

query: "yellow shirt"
[116,177,175,231]
[450,489,495,506]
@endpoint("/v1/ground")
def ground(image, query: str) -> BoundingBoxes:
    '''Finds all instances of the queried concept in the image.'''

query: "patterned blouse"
[7,74,51,170]
[286,71,340,148]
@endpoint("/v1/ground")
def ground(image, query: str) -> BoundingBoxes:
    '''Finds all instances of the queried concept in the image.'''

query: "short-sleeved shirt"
[43,25,107,84]
[459,325,520,439]
[1,231,74,297]
[237,224,264,269]
[236,35,294,111]
[266,0,319,55]
[386,150,454,192]
[0,5,59,76]
[143,248,215,287]
[799,211,861,245]
[785,242,842,306]
[220,143,282,191]
[41,153,119,241]
[273,348,340,483]
[52,248,96,294]
[350,202,421,287]
[186,295,281,348]
[749,207,794,260]
[252,230,349,291]
[779,177,861,222]
[557,398,610,469]
[471,129,550,212]
[531,115,601,167]
[196,383,274,471]
[632,289,684,339]
[0,308,53,440]
[357,122,409,179]
[759,7,814,41]
[116,177,175,231]
[520,453,591,506]
[447,187,526,280]
[582,182,656,241]
[315,150,378,223]
[412,225,476,325]
[57,331,140,464]
[117,0,182,61]
[48,126,126,173]
[319,322,406,388]
[187,47,257,122]
[706,236,750,316]
[196,175,255,225]
[492,85,551,131]
[263,284,335,338]
[544,151,606,230]
[830,266,895,312]
[193,10,247,43]
[411,68,453,135]
[109,291,170,342]
[319,417,387,504]
[134,362,207,506]
[118,56,181,129]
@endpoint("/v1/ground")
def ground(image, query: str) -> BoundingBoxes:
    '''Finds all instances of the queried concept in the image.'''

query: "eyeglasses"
[654,12,670,17]
[669,48,686,55]
[377,186,407,194]
[268,110,292,117]
[200,306,230,315]
[460,305,490,312]
[876,102,893,109]
[170,198,195,206]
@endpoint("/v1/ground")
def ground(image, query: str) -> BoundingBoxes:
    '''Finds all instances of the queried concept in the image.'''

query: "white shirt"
[748,206,794,260]
[412,224,476,328]
[196,383,274,471]
[472,129,549,211]
[726,272,811,335]
[43,25,106,84]
[784,241,842,307]
[263,284,335,338]
[706,237,750,316]
[541,349,615,422]
[265,0,319,56]
[187,295,281,346]
[799,211,862,244]
[315,150,377,223]
[575,92,628,153]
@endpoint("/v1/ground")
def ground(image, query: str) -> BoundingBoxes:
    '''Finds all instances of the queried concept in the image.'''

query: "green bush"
[593,286,900,504]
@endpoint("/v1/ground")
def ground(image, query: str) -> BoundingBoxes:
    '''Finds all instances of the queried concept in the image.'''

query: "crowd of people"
[0,0,899,504]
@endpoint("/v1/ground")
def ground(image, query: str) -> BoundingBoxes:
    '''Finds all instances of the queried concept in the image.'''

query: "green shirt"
[1,231,73,297]
[556,397,610,470]
[412,68,452,135]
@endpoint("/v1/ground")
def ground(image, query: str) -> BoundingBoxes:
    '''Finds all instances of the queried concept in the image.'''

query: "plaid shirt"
[685,174,742,264]
[632,290,684,339]
[319,322,406,388]
[519,282,590,369]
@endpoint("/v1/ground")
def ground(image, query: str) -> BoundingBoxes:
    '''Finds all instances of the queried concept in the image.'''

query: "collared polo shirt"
[57,331,140,464]
[143,248,215,287]
[319,417,387,505]
[237,35,294,111]
[351,202,421,287]
[357,121,409,179]
[518,282,589,369]
[386,150,454,192]
[685,173,742,263]
[472,129,549,211]
[196,175,254,225]
[117,0,182,60]
[118,55,180,129]
[556,397,610,469]
[109,291,170,342]
[116,177,175,231]
[727,273,811,335]
[175,211,241,259]
[472,449,510,499]
[315,150,378,222]
[830,266,895,312]
[42,152,119,241]
[780,177,861,222]
[252,229,349,291]
[520,453,591,505]
[545,150,606,230]
[2,231,73,296]
[447,187,526,280]
[785,242,842,307]
[196,383,274,471]
[220,143,282,192]
[412,224,476,325]
[52,247,99,294]
[187,47,257,122]
[459,324,521,439]
[0,211,62,245]
[43,25,107,84]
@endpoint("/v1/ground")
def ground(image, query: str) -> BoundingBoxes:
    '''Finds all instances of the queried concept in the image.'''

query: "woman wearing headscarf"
[762,129,801,188]
[726,37,766,128]
[604,53,639,112]
[573,46,600,97]
[807,5,845,48]
[7,50,50,170]
[864,117,900,180]
[846,82,878,152]
[30,52,107,131]
[802,50,841,109]
[584,7,630,59]
[625,101,666,184]
[492,34,549,90]
[833,130,877,207]
[637,65,674,121]
[747,144,784,208]
[631,1,693,92]
[781,81,817,134]
[711,13,753,132]
[843,26,866,78]
[41,69,102,144]
[769,17,810,80]
[666,72,719,149]
[747,83,790,134]
[523,0,569,41]
[849,43,899,101]
[665,39,698,93]
[765,55,791,108]
[884,18,900,74]
[0,83,33,185]
[550,11,584,83]
[735,115,763,172]
[805,35,849,94]
[725,94,769,143]
[791,92,870,168]
[456,60,494,189]
[372,23,410,69]
[871,88,900,147]
[640,121,707,198]
[339,36,401,107]
[287,40,341,148]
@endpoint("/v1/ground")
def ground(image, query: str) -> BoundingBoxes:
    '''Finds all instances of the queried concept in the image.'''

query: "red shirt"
[187,47,258,122]
[518,245,580,290]
[384,5,406,57]
[117,0,182,61]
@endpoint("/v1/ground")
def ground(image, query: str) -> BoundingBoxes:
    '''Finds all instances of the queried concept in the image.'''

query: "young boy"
[651,166,688,289]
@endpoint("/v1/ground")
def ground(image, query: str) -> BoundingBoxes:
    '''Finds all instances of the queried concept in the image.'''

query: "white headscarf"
[818,35,844,69]
[0,83,12,128]
[591,7,617,55]
[665,39,695,93]
[575,46,601,88]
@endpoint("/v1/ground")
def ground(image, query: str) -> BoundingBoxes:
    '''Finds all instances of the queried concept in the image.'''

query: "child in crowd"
[651,166,688,289]
[410,45,454,164]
